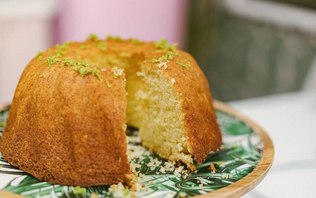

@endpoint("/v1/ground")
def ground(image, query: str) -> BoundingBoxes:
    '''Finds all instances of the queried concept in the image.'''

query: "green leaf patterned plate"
[0,102,274,198]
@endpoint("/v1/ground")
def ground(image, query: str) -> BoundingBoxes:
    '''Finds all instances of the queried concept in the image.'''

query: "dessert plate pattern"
[0,102,273,197]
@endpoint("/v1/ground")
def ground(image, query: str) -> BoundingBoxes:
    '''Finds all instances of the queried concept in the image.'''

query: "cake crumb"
[170,78,176,85]
[136,71,146,77]
[109,183,134,198]
[112,66,124,78]
[179,192,186,197]
[157,61,168,69]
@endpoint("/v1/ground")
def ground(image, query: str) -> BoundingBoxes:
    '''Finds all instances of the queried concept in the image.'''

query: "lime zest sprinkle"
[155,39,178,51]
[72,186,86,194]
[80,45,86,50]
[129,38,144,44]
[177,61,191,69]
[47,57,57,65]
[71,65,103,81]
[46,55,103,81]
[106,35,124,41]
[87,33,99,41]
[151,51,179,63]
[97,41,107,51]
[37,52,43,59]
[47,54,62,65]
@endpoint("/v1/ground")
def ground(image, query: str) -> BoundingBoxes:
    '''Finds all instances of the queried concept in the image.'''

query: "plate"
[0,101,274,198]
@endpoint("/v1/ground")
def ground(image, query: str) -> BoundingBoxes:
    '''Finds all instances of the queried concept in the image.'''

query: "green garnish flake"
[36,52,43,59]
[47,56,60,65]
[72,65,103,81]
[80,45,86,50]
[97,41,107,51]
[107,35,124,41]
[155,39,177,51]
[177,61,191,69]
[164,51,177,60]
[54,42,73,57]
[129,38,144,44]
[55,52,63,58]
[150,58,160,63]
[87,33,99,41]
[55,42,71,52]
[47,55,103,81]
[150,51,179,63]
[72,186,86,195]
[61,57,76,66]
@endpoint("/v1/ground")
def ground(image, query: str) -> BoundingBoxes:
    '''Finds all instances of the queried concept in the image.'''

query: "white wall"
[0,0,57,104]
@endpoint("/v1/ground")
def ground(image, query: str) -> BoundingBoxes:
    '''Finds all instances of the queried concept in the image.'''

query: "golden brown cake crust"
[0,37,221,186]
[0,53,133,186]
[169,52,222,164]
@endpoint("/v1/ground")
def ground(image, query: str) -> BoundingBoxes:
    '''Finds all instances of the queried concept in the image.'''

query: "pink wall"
[56,0,188,48]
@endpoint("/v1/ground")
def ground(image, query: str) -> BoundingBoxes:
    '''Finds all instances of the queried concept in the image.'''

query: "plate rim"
[198,101,274,198]
[0,101,274,198]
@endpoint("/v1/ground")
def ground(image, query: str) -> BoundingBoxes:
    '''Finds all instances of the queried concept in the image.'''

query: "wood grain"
[0,101,274,197]
[0,191,23,198]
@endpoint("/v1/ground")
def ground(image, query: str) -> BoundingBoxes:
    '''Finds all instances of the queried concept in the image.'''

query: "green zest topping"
[47,57,57,65]
[54,42,72,57]
[47,54,62,65]
[72,65,102,80]
[61,57,79,66]
[72,186,86,194]
[45,41,105,81]
[129,38,144,44]
[46,55,103,81]
[151,51,179,63]
[164,51,178,60]
[97,42,107,51]
[80,45,86,50]
[36,52,43,59]
[107,35,124,41]
[55,42,72,53]
[87,33,99,41]
[177,61,191,69]
[63,59,103,81]
[155,39,177,51]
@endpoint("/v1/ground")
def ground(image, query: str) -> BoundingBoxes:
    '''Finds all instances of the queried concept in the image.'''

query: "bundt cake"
[0,35,222,186]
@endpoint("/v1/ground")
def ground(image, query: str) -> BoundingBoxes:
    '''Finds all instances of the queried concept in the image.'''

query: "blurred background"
[1,0,316,103]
